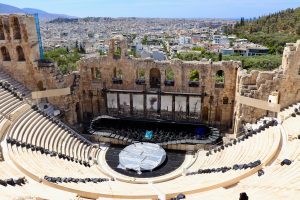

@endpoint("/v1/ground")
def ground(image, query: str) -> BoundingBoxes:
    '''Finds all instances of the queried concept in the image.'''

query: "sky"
[1,0,300,19]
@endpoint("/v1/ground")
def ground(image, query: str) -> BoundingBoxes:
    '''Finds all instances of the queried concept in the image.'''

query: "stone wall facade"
[234,41,300,133]
[0,14,79,124]
[78,36,240,128]
[2,14,300,134]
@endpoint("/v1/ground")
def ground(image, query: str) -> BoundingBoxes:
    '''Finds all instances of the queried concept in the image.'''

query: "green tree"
[142,36,148,45]
[296,23,300,35]
[192,46,206,52]
[45,48,82,74]
[222,54,282,71]
[227,7,300,54]
[98,49,106,56]
[189,70,199,81]
[166,68,174,80]
[138,69,145,79]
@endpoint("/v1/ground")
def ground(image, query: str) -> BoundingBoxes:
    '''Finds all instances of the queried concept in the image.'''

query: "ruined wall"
[7,14,300,131]
[78,36,240,127]
[234,40,300,132]
[0,14,79,124]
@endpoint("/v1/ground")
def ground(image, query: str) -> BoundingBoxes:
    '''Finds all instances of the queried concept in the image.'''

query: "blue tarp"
[145,130,153,139]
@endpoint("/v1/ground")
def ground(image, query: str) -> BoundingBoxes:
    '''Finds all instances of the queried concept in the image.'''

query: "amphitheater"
[0,14,300,200]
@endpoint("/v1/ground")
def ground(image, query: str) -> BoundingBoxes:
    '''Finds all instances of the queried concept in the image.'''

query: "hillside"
[227,7,300,54]
[0,3,75,21]
[0,3,23,13]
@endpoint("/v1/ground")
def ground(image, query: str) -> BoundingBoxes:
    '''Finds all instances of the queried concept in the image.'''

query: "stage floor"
[105,145,186,178]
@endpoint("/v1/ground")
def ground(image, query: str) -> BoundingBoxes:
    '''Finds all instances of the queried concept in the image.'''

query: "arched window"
[95,68,101,79]
[0,19,5,40]
[12,17,21,40]
[136,68,145,85]
[37,81,44,91]
[165,68,174,80]
[223,97,229,104]
[112,67,123,84]
[113,67,117,77]
[189,70,199,81]
[113,41,121,59]
[116,69,123,79]
[1,46,10,61]
[298,66,300,75]
[91,67,101,80]
[165,68,175,86]
[150,68,161,88]
[189,69,199,87]
[215,70,225,88]
[16,46,25,61]
[138,68,145,80]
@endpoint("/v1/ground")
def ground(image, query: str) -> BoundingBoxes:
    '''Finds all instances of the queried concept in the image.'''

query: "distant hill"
[0,3,76,21]
[227,7,300,54]
[0,3,23,13]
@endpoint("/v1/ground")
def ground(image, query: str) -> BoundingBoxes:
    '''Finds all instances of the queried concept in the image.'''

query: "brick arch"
[189,69,200,81]
[137,68,145,79]
[0,18,4,40]
[215,69,225,89]
[12,16,21,40]
[16,46,25,61]
[165,67,174,81]
[149,68,161,88]
[1,46,11,61]
[113,67,123,79]
[37,80,44,91]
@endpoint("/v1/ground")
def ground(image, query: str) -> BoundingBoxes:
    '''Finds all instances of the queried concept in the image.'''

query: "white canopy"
[118,143,166,174]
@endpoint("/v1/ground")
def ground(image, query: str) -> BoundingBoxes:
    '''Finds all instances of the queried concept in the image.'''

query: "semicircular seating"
[2,69,300,200]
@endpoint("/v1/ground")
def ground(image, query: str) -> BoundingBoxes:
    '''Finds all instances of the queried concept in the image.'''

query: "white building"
[213,35,230,45]
[179,36,191,45]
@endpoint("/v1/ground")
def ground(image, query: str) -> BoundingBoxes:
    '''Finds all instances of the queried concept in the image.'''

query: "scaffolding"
[34,13,44,60]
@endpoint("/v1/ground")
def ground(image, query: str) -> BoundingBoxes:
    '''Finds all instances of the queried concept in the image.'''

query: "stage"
[118,143,166,174]
[105,145,186,178]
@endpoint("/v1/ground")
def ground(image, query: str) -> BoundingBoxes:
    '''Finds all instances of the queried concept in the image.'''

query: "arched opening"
[91,67,101,80]
[112,68,123,84]
[215,107,222,122]
[165,68,174,80]
[1,46,10,61]
[95,68,101,79]
[165,68,175,86]
[113,41,122,59]
[202,106,209,121]
[113,67,117,77]
[0,19,5,40]
[223,97,229,104]
[138,68,145,79]
[215,70,225,88]
[150,68,161,88]
[76,103,82,122]
[136,68,145,85]
[116,69,123,79]
[37,81,44,91]
[12,17,21,40]
[16,46,25,61]
[189,69,199,87]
